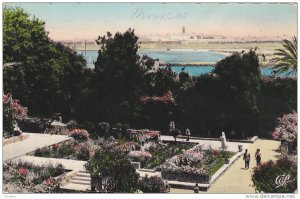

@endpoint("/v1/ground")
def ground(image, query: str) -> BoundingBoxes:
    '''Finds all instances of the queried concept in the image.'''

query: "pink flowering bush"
[161,156,207,176]
[42,177,60,193]
[128,151,152,162]
[3,93,28,119]
[178,150,205,165]
[137,131,160,142]
[18,167,28,175]
[271,112,297,143]
[3,93,27,134]
[140,91,175,105]
[161,144,207,176]
[3,161,65,193]
[70,129,89,141]
[252,157,296,193]
[115,142,140,153]
[126,129,160,143]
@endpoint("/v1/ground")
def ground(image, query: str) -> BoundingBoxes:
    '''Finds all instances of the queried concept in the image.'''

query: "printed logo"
[275,174,293,188]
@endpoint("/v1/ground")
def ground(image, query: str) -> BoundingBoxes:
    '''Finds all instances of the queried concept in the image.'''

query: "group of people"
[169,121,191,141]
[243,148,262,169]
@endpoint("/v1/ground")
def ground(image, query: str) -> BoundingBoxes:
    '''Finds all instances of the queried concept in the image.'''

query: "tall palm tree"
[271,36,297,75]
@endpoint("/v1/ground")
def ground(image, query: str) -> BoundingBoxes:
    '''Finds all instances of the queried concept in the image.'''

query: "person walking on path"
[194,183,199,193]
[255,148,262,166]
[243,149,250,169]
[186,129,191,141]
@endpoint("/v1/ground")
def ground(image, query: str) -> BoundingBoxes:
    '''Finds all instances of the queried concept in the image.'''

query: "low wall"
[161,171,210,184]
[131,162,141,169]
[176,135,258,143]
[26,138,73,156]
[3,134,29,146]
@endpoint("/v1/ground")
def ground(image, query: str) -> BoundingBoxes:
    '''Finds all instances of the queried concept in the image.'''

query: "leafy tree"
[139,91,175,132]
[93,29,146,124]
[257,77,297,137]
[252,157,297,193]
[94,29,145,102]
[3,6,49,63]
[144,68,178,96]
[179,71,190,85]
[85,148,139,193]
[141,55,155,70]
[3,7,86,117]
[213,50,261,137]
[138,176,169,193]
[271,37,297,75]
[174,74,223,137]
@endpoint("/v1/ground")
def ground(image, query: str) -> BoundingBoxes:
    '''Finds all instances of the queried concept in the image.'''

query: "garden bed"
[3,161,65,193]
[161,144,236,183]
[33,139,100,161]
[129,142,197,169]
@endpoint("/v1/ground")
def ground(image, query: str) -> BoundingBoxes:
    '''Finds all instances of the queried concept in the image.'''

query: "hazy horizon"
[5,2,297,41]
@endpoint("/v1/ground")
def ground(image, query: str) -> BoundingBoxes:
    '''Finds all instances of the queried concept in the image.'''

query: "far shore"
[74,41,280,67]
[160,63,274,68]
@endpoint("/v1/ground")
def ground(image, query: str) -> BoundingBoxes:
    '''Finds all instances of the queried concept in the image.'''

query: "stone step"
[78,170,89,174]
[60,182,91,192]
[73,176,91,181]
[71,179,91,186]
[76,172,91,178]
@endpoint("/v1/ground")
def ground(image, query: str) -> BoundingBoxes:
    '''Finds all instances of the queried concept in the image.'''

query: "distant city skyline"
[5,2,297,41]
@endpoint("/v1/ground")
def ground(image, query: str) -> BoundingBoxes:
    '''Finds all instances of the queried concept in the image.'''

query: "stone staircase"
[60,170,91,192]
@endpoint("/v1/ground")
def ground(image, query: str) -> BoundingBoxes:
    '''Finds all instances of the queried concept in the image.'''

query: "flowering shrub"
[128,151,152,162]
[140,91,175,105]
[115,141,140,153]
[271,112,297,143]
[75,145,90,161]
[252,157,297,193]
[161,156,207,176]
[178,150,205,166]
[3,93,28,119]
[44,126,69,135]
[3,161,65,193]
[18,167,28,175]
[138,176,170,193]
[42,177,61,193]
[126,129,160,143]
[3,93,27,134]
[160,144,233,178]
[34,141,96,161]
[70,129,89,141]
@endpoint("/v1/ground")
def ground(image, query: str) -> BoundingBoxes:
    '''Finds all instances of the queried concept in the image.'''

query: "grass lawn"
[206,151,236,176]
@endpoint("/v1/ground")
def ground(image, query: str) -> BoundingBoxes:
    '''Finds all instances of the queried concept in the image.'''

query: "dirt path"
[207,139,281,193]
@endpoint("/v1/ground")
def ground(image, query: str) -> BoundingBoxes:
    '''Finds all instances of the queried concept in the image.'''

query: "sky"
[4,2,298,41]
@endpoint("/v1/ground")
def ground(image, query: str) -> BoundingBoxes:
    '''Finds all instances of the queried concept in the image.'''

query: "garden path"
[207,139,281,193]
[3,133,71,161]
[160,135,250,152]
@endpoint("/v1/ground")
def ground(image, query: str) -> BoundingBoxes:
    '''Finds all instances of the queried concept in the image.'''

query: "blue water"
[169,66,295,78]
[77,50,296,77]
[77,50,225,68]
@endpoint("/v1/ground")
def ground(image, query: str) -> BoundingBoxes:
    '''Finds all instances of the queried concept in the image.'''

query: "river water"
[77,50,295,77]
